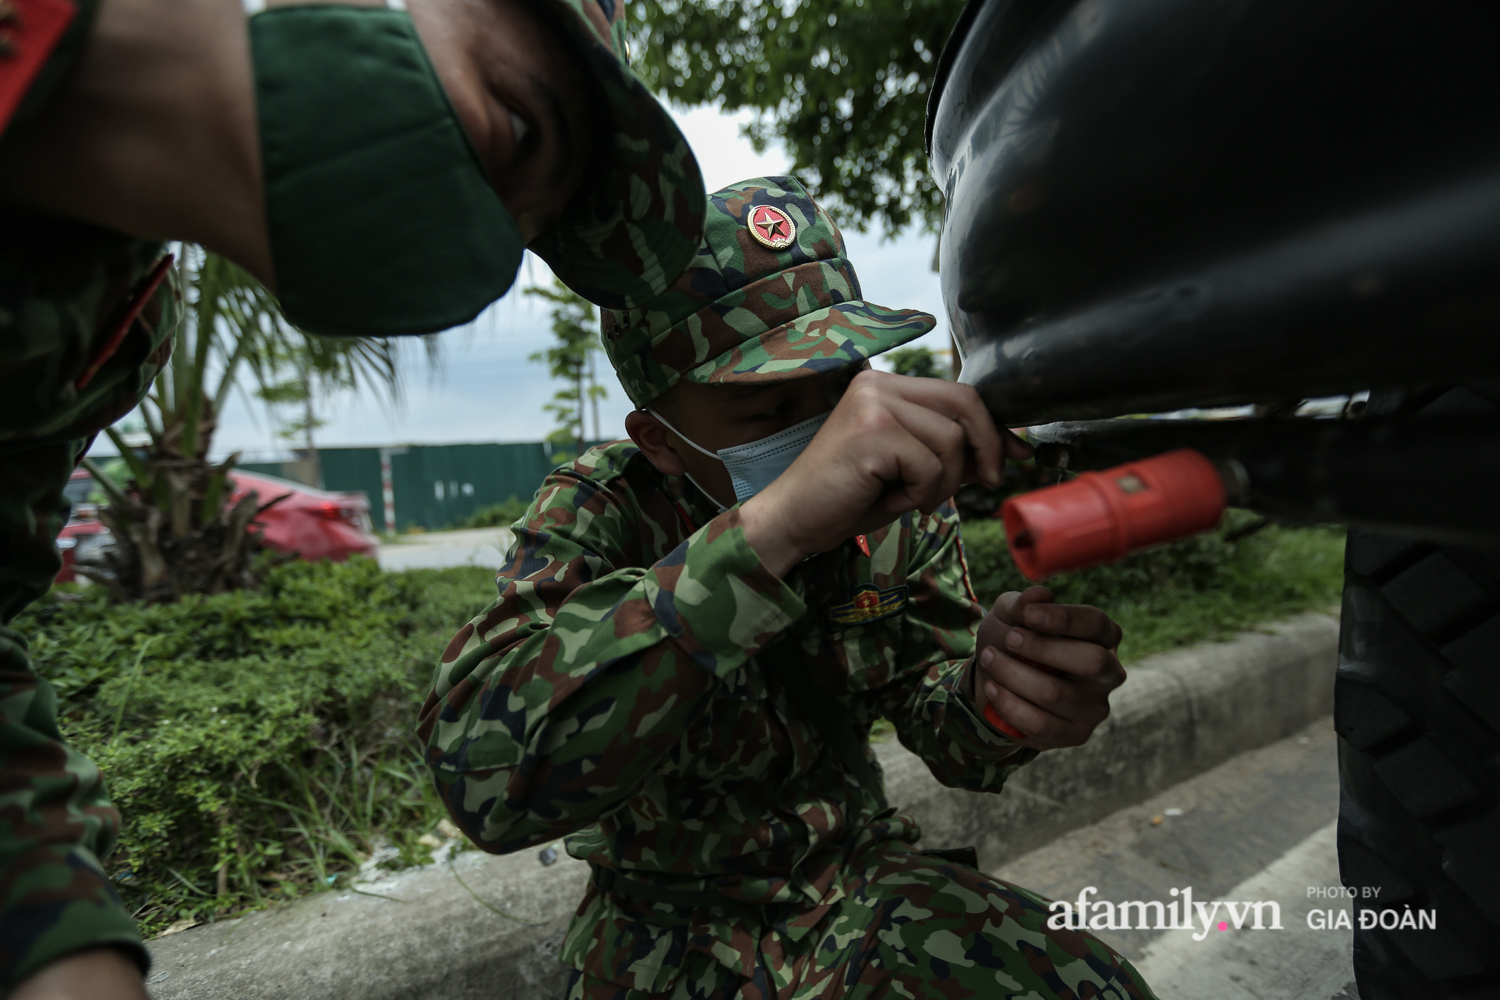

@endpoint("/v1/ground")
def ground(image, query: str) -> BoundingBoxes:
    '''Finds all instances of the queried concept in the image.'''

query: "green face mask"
[250,3,525,337]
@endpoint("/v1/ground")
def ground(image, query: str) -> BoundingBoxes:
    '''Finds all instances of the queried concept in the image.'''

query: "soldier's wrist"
[738,495,807,578]
[10,947,149,1000]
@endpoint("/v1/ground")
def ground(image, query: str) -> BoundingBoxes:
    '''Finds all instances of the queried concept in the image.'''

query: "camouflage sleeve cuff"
[641,507,806,680]
[2,847,148,992]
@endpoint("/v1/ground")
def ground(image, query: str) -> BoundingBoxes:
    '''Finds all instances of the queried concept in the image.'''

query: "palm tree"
[80,246,411,602]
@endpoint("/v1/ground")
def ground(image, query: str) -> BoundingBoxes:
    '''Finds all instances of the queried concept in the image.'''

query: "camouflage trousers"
[567,844,1157,1000]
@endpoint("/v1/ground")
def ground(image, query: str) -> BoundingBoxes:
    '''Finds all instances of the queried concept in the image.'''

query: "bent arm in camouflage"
[873,506,1040,790]
[416,457,806,854]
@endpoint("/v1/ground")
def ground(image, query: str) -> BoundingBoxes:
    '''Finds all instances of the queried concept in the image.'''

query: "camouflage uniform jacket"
[418,441,1038,992]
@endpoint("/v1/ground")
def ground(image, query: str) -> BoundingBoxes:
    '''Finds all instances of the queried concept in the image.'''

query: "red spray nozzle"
[999,449,1227,582]
[983,705,1027,740]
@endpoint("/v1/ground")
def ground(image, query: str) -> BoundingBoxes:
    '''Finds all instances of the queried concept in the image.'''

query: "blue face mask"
[648,410,831,509]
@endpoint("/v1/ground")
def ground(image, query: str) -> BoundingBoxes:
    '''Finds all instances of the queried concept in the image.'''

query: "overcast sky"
[101,106,953,461]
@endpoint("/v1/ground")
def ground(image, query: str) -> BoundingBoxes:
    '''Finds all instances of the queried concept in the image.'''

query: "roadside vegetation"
[84,245,406,603]
[23,558,492,937]
[455,495,530,530]
[961,510,1346,664]
[23,515,1343,936]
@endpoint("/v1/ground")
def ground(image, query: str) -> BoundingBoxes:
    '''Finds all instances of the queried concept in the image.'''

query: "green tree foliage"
[628,0,964,234]
[885,345,947,378]
[83,246,409,602]
[527,279,607,461]
[250,323,431,486]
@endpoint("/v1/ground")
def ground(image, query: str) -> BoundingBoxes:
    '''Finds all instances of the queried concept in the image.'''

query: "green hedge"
[18,515,1345,935]
[455,495,529,530]
[20,558,494,935]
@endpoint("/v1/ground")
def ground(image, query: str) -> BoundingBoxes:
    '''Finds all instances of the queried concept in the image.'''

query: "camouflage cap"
[602,176,936,406]
[526,0,706,310]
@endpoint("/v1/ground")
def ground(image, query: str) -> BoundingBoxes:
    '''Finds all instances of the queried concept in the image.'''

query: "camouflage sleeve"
[417,464,806,855]
[874,504,1039,791]
[1,618,142,990]
[0,240,179,989]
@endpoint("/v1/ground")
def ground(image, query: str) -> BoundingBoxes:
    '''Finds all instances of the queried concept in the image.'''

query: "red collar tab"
[76,253,173,390]
[0,0,77,136]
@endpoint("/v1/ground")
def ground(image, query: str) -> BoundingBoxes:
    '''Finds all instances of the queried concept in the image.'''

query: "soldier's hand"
[10,947,149,1000]
[972,586,1126,751]
[740,369,1029,575]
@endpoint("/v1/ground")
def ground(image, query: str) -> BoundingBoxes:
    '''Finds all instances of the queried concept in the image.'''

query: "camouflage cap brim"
[682,300,935,389]
[525,0,706,311]
[604,176,939,405]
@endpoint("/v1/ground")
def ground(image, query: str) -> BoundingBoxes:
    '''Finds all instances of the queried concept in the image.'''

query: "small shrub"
[457,495,530,530]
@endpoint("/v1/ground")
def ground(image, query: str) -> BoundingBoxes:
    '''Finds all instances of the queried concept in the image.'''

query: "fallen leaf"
[156,918,202,938]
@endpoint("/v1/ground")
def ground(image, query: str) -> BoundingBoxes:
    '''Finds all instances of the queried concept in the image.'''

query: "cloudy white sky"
[101,106,953,461]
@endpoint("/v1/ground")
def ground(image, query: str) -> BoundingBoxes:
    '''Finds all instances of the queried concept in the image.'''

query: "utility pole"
[588,348,601,447]
[303,378,322,488]
[574,353,585,458]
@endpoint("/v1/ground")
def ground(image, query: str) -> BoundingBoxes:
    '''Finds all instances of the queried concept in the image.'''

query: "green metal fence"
[308,441,598,532]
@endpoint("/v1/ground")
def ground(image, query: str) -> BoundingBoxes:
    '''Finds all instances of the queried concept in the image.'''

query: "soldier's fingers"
[984,650,1080,717]
[879,374,1008,488]
[1021,602,1123,651]
[980,682,1089,750]
[1002,627,1125,688]
[871,429,946,516]
[883,398,969,510]
[975,428,1031,485]
[987,650,1118,731]
[987,586,1056,628]
[1003,427,1034,462]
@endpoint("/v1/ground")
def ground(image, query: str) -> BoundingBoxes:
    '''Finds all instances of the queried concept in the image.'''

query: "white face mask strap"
[646,409,722,461]
[245,0,404,12]
[645,410,731,512]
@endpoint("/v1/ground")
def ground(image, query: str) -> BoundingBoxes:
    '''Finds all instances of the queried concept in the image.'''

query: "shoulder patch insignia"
[828,584,908,627]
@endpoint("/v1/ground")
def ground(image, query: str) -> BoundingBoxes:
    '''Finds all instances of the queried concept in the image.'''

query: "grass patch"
[960,511,1346,663]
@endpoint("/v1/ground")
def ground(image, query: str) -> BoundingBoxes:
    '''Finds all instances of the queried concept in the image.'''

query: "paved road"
[376,527,515,571]
[996,717,1359,999]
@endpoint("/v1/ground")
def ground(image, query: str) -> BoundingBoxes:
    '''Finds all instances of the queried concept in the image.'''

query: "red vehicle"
[56,468,378,583]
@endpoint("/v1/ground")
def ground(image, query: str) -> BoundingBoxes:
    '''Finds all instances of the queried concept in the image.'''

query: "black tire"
[1336,384,1500,1000]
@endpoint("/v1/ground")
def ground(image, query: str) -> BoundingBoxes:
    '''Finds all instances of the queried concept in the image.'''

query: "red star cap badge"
[747,205,797,250]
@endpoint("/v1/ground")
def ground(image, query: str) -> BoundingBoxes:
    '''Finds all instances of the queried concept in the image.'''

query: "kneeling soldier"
[420,177,1157,999]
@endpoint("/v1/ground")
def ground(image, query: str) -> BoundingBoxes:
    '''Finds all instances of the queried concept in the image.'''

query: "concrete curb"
[146,612,1339,1000]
